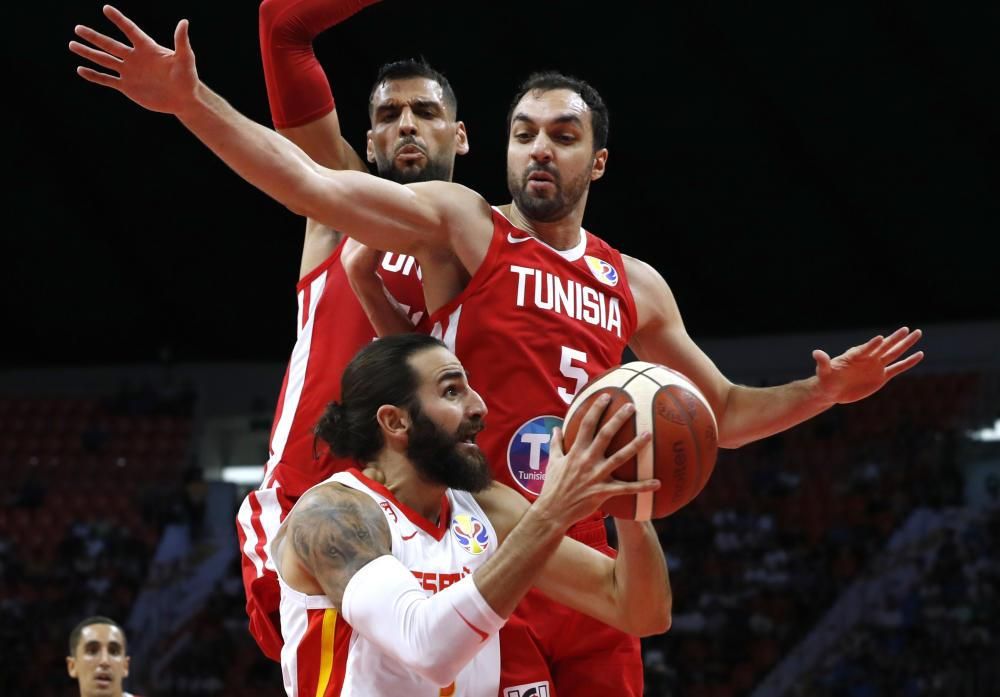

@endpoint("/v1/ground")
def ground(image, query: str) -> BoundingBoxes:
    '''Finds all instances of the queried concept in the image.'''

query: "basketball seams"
[662,388,704,508]
[648,366,718,431]
[564,367,639,423]
[625,376,658,521]
[563,361,718,521]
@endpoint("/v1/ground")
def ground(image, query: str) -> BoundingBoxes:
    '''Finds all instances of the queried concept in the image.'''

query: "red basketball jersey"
[264,239,427,496]
[239,239,427,662]
[430,208,638,503]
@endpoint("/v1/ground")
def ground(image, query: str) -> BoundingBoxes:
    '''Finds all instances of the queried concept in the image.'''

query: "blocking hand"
[70,5,199,116]
[813,326,924,404]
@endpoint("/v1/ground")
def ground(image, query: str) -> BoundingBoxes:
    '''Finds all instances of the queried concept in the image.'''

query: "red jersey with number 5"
[429,207,638,501]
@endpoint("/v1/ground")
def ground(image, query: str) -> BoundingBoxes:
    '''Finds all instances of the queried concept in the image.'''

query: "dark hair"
[315,334,448,463]
[506,71,609,151]
[369,59,458,118]
[68,616,126,656]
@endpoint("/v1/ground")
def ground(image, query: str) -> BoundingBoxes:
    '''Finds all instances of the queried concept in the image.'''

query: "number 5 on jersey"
[558,346,589,404]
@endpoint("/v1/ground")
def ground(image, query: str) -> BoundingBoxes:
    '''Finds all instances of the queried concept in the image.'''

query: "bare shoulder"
[622,254,668,290]
[473,482,531,543]
[286,482,392,607]
[621,254,680,328]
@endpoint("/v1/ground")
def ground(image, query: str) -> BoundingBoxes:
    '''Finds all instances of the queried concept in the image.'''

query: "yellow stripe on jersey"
[315,608,338,697]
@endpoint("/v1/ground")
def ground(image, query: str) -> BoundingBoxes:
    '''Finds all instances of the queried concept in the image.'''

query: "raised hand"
[813,326,924,404]
[69,5,199,115]
[538,394,657,525]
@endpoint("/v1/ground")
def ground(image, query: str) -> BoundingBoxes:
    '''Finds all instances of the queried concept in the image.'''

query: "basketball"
[562,361,718,520]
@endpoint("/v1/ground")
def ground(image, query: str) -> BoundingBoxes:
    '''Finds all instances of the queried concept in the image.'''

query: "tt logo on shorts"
[504,682,550,697]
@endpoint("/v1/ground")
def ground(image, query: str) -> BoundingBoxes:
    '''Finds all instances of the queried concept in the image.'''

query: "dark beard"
[375,144,453,185]
[507,163,592,223]
[406,404,491,493]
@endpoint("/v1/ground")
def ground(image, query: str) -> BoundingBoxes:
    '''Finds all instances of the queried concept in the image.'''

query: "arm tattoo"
[288,484,391,607]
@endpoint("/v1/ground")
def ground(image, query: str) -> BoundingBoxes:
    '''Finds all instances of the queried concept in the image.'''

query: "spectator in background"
[66,616,142,697]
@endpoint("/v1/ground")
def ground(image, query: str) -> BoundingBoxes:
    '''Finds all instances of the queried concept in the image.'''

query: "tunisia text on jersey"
[430,207,638,502]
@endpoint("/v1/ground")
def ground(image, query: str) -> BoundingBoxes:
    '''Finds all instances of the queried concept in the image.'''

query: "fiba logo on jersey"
[507,415,563,496]
[584,255,619,286]
[451,514,490,555]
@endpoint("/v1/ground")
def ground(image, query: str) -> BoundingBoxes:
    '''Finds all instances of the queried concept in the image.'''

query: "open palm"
[813,326,924,404]
[70,5,198,115]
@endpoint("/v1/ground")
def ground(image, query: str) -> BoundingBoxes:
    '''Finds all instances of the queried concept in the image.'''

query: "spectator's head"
[66,616,130,697]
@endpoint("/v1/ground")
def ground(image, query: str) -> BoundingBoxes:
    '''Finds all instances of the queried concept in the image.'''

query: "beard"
[375,138,454,184]
[406,403,491,493]
[507,162,593,222]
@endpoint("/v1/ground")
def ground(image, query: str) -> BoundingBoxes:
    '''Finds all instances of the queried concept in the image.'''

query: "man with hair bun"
[269,332,671,696]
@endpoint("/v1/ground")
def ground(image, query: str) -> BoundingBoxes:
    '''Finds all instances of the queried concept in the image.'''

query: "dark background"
[5,1,997,367]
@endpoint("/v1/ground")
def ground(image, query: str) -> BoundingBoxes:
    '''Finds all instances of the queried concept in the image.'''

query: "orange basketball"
[562,361,718,520]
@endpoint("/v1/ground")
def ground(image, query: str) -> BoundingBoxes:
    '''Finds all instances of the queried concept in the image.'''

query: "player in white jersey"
[270,333,671,696]
[66,616,144,697]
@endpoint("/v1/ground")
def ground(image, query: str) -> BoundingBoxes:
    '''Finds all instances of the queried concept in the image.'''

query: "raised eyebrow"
[512,113,584,130]
[550,114,585,129]
[438,369,467,384]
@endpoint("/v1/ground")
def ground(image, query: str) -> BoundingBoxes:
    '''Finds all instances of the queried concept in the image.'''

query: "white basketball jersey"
[272,469,501,697]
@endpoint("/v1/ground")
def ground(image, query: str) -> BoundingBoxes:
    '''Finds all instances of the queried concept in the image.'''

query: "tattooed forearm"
[288,484,391,606]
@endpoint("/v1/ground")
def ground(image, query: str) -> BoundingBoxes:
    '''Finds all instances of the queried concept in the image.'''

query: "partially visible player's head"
[367,59,468,184]
[66,617,130,697]
[316,334,490,492]
[506,71,609,222]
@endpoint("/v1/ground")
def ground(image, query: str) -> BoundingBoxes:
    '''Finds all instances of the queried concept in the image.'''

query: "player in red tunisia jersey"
[232,0,468,663]
[71,10,925,695]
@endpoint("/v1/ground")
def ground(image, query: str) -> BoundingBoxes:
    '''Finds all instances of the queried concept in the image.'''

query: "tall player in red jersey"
[71,9,925,695]
[232,0,468,664]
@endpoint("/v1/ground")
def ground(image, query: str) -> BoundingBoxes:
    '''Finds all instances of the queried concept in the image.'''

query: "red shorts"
[236,485,298,662]
[498,517,643,697]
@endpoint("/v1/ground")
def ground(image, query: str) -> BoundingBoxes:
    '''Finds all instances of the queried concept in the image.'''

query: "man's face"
[405,346,491,492]
[66,624,129,697]
[368,77,468,184]
[507,88,607,222]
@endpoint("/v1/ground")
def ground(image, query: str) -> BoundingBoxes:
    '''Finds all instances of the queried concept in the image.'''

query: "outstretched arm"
[625,255,924,448]
[70,7,487,258]
[259,0,376,277]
